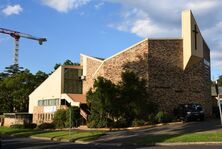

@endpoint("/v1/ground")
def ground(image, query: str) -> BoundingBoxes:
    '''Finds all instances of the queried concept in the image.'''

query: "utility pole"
[69,102,72,139]
[215,81,222,126]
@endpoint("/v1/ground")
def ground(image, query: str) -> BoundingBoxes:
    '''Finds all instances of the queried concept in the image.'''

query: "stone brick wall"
[83,39,211,117]
[33,105,67,124]
[148,39,184,113]
[3,117,29,127]
[148,39,212,116]
[183,59,212,116]
[95,40,149,83]
[3,118,15,127]
[82,57,103,94]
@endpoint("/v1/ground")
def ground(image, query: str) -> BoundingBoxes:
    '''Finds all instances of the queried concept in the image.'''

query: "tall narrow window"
[63,68,83,93]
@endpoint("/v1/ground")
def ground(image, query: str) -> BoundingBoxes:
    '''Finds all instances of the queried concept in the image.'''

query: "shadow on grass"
[0,127,53,138]
[50,134,69,141]
[12,130,49,137]
[70,134,105,142]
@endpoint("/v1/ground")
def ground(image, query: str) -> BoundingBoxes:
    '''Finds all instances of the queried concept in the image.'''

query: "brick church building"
[29,10,211,124]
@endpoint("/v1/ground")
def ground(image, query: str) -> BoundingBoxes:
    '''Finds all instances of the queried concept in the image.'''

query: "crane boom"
[0,28,47,44]
[0,28,47,66]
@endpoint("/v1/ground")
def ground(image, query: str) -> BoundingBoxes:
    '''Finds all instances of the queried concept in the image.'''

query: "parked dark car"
[174,103,205,121]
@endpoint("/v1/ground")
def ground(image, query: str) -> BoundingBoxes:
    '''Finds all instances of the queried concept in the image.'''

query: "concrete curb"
[154,142,222,146]
[30,136,70,142]
[30,136,54,141]
[93,142,222,147]
[75,140,91,144]
[22,136,222,146]
[75,121,184,132]
[30,136,91,144]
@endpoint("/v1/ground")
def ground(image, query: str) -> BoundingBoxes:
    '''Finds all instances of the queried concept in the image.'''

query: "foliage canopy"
[0,68,48,114]
[87,71,157,128]
[53,106,81,128]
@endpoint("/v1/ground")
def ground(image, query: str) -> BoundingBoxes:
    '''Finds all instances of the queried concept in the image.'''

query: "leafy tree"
[217,75,222,86]
[53,109,67,128]
[53,107,81,128]
[4,64,22,76]
[65,106,81,127]
[54,63,61,71]
[87,77,117,128]
[0,69,43,113]
[86,71,157,128]
[0,68,48,114]
[34,71,48,87]
[0,81,11,113]
[54,59,80,70]
[0,70,31,112]
[0,72,8,81]
[118,71,157,124]
[63,60,77,66]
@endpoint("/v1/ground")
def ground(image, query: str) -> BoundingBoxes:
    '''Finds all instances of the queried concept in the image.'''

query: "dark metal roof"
[93,57,105,60]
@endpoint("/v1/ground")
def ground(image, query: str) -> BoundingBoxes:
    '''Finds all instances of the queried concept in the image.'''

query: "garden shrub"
[53,109,66,128]
[37,123,55,130]
[10,124,24,129]
[155,111,172,123]
[10,123,37,129]
[24,123,37,129]
[112,118,129,128]
[87,120,97,128]
[53,107,81,128]
[86,71,158,128]
[147,113,157,124]
[132,119,145,127]
[65,106,81,128]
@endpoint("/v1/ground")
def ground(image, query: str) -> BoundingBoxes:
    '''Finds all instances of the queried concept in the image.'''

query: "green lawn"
[2,126,222,144]
[0,126,104,142]
[32,131,104,142]
[130,132,222,144]
[0,126,38,136]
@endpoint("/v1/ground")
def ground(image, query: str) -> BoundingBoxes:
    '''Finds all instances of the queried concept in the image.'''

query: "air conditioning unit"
[79,75,86,80]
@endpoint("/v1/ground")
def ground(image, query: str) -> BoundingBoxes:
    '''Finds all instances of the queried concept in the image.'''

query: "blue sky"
[0,0,221,80]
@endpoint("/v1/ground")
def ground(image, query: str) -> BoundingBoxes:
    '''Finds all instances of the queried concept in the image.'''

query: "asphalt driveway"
[95,119,222,144]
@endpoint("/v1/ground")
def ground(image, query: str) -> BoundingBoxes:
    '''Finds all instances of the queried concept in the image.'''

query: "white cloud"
[203,21,222,40]
[109,23,128,32]
[2,4,23,16]
[42,0,90,12]
[106,0,222,73]
[211,50,222,60]
[107,0,221,36]
[131,19,160,37]
[186,0,219,14]
[94,2,104,10]
[212,60,222,70]
[109,8,179,38]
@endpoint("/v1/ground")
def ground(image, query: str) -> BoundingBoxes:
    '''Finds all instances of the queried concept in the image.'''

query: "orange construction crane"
[0,28,47,66]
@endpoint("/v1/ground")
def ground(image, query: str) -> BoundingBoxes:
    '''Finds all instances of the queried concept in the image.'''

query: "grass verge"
[129,132,222,144]
[0,126,39,136]
[32,131,104,142]
[0,126,104,142]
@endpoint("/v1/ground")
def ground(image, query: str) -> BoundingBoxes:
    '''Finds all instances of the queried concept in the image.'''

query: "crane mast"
[0,28,47,67]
